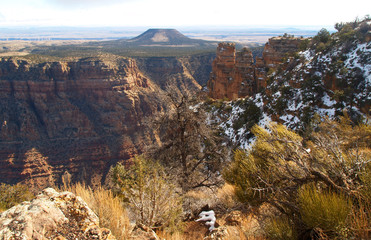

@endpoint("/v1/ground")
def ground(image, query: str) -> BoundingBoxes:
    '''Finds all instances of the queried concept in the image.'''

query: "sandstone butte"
[0,55,213,191]
[207,37,305,99]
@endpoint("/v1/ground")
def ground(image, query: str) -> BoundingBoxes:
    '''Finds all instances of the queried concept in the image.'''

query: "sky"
[0,0,370,28]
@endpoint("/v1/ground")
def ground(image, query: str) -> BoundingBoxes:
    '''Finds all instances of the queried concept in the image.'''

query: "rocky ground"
[0,188,115,240]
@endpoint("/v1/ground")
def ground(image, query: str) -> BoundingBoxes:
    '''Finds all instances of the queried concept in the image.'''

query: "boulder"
[0,188,115,240]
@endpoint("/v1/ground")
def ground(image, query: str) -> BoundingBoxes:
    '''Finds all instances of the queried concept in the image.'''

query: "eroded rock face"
[0,55,214,190]
[208,37,304,99]
[0,188,115,240]
[0,57,161,190]
[135,55,214,91]
[262,37,303,67]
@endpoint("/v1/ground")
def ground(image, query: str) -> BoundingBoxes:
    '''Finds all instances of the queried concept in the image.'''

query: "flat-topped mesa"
[208,37,305,100]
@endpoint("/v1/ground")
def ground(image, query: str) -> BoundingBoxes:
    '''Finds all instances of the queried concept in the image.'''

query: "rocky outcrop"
[209,20,370,148]
[208,37,305,99]
[0,188,115,240]
[261,37,303,67]
[0,54,214,190]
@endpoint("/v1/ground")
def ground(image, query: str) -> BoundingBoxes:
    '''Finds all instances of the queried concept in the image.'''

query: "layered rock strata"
[0,55,214,190]
[208,37,304,99]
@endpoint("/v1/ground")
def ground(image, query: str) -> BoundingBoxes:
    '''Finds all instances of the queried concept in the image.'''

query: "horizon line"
[0,24,335,29]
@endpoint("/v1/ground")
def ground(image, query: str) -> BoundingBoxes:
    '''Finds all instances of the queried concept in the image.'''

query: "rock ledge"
[0,188,115,240]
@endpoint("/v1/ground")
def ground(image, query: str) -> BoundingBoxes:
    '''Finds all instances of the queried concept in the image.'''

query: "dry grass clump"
[157,228,204,240]
[61,183,131,240]
[216,183,240,209]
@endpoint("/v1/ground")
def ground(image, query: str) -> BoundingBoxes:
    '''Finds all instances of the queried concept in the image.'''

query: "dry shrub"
[264,216,296,240]
[183,189,214,218]
[216,183,240,209]
[156,230,188,240]
[184,183,244,219]
[350,200,370,239]
[241,213,267,240]
[61,183,131,240]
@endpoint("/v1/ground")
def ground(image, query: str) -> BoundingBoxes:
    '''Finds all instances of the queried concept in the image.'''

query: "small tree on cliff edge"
[148,86,227,193]
[111,156,182,230]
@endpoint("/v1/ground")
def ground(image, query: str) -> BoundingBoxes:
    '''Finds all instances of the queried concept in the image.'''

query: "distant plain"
[0,26,324,58]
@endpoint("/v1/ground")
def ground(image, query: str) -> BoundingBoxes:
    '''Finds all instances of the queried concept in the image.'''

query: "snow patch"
[322,92,336,107]
[300,50,314,62]
[196,210,216,232]
[344,42,371,85]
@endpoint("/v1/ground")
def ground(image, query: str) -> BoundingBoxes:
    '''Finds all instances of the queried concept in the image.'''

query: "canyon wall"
[0,54,214,190]
[207,37,304,99]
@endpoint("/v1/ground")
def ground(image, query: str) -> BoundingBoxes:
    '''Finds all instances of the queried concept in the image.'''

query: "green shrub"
[299,39,310,51]
[298,184,352,233]
[315,28,331,43]
[315,42,327,53]
[0,183,34,212]
[232,100,261,134]
[112,156,183,231]
[338,25,356,42]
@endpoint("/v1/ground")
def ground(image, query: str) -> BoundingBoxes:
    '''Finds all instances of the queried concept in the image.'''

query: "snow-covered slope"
[207,19,370,149]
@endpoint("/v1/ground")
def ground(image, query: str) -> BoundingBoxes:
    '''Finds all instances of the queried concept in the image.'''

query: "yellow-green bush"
[224,117,370,238]
[298,184,352,234]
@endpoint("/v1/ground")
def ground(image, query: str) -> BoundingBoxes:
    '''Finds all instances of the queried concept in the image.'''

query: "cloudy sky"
[0,0,369,27]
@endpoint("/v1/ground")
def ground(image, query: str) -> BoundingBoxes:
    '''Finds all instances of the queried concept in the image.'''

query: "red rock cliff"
[208,37,304,99]
[0,55,212,190]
